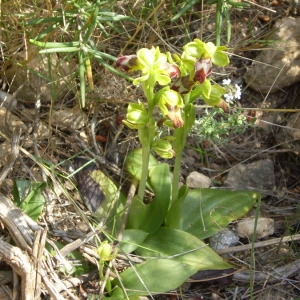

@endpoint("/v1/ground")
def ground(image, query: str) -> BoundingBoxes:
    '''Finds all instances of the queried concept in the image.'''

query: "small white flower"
[234,84,242,100]
[224,93,234,103]
[222,80,242,103]
[222,78,231,85]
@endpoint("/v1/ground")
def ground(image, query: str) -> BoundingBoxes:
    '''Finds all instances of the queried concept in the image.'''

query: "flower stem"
[171,103,195,203]
[137,81,155,202]
[171,126,187,203]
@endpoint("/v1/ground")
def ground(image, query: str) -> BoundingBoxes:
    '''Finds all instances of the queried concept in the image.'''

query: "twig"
[217,233,300,255]
[243,0,277,13]
[233,258,300,284]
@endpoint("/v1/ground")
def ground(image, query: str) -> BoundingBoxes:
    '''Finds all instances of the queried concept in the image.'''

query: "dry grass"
[0,0,299,299]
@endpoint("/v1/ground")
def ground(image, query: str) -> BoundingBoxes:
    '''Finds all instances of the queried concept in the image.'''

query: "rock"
[244,17,300,93]
[224,159,275,196]
[210,228,239,251]
[186,171,211,188]
[237,217,274,239]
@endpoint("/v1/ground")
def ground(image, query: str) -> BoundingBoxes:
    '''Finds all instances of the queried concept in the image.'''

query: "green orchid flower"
[134,47,180,85]
[182,39,229,68]
[116,47,180,86]
[158,89,184,128]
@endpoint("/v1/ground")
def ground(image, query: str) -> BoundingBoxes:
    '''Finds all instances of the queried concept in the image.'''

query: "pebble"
[186,171,211,188]
[237,217,274,239]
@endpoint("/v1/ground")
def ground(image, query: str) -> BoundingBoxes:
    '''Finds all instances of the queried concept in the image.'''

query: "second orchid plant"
[116,39,230,202]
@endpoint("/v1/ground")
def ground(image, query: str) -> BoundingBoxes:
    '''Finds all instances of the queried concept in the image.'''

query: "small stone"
[237,217,274,239]
[186,171,211,188]
[210,228,239,251]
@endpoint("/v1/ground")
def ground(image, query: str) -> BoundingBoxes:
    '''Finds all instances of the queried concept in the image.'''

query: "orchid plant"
[89,40,258,298]
[116,40,229,202]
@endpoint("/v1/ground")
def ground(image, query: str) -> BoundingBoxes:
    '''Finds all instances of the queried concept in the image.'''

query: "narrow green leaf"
[171,0,199,22]
[181,189,259,239]
[38,47,80,53]
[137,227,232,270]
[78,50,86,108]
[30,39,80,48]
[82,0,100,44]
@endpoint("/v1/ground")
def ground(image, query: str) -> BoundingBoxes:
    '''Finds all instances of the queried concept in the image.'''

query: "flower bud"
[115,55,140,72]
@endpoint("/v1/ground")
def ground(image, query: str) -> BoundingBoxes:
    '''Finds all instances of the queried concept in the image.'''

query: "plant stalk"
[171,126,187,203]
[136,81,155,201]
[137,139,151,201]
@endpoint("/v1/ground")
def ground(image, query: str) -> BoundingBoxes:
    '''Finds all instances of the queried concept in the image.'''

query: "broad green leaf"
[181,189,259,239]
[126,163,171,234]
[165,185,188,228]
[90,170,125,224]
[143,163,171,232]
[125,195,147,230]
[119,229,149,254]
[103,286,126,300]
[113,259,197,296]
[12,180,46,221]
[125,148,158,181]
[137,227,232,270]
